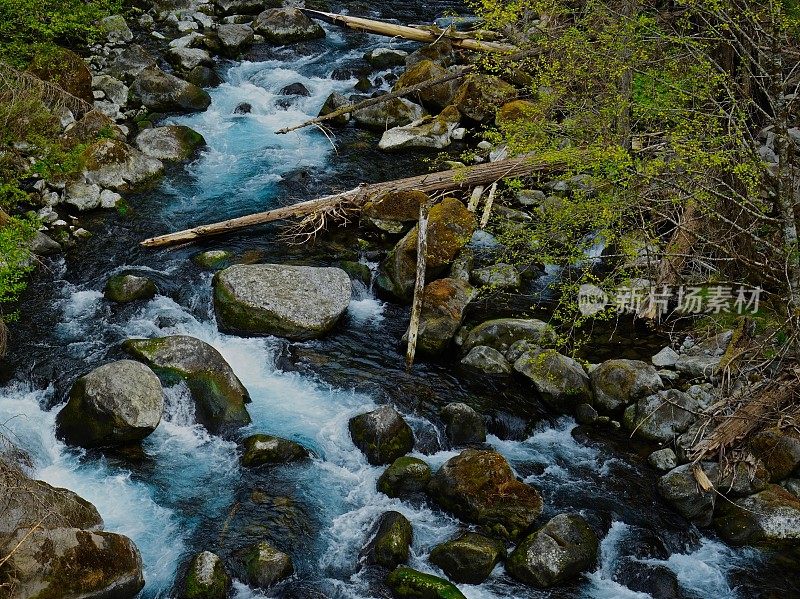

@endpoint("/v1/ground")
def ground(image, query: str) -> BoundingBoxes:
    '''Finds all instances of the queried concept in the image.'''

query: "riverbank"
[3,1,800,598]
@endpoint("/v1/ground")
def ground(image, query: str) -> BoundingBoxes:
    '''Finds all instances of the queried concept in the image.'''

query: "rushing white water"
[0,18,768,599]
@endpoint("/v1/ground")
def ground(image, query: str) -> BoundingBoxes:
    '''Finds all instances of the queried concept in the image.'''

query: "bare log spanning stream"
[140,154,566,248]
[300,10,517,53]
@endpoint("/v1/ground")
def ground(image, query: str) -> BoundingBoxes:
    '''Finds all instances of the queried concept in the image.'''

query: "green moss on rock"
[377,456,432,497]
[386,566,467,599]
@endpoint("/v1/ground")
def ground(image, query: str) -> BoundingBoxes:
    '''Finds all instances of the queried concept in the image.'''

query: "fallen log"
[406,201,430,370]
[301,10,517,53]
[140,153,568,248]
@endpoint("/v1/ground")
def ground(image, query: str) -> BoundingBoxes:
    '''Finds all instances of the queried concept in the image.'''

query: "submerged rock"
[386,566,467,599]
[440,402,486,446]
[428,449,543,539]
[715,484,800,547]
[462,318,554,355]
[182,551,231,599]
[429,532,505,584]
[104,274,158,303]
[590,359,662,412]
[376,198,476,301]
[56,360,164,448]
[349,405,414,465]
[460,345,512,375]
[254,8,325,44]
[130,66,211,113]
[506,513,598,588]
[377,456,432,498]
[123,335,251,433]
[240,434,310,467]
[513,349,592,413]
[409,278,474,356]
[213,264,352,340]
[363,511,413,569]
[135,125,206,162]
[244,541,294,588]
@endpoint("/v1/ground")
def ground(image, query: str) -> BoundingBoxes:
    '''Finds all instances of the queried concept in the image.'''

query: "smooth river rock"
[213,264,352,340]
[56,360,164,448]
[362,511,413,569]
[377,456,432,498]
[386,566,467,599]
[134,125,206,162]
[104,274,158,303]
[240,434,310,467]
[429,532,505,584]
[349,405,414,466]
[123,335,251,433]
[181,551,231,599]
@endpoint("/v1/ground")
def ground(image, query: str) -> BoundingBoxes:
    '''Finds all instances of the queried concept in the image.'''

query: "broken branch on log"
[140,153,569,248]
[301,10,517,53]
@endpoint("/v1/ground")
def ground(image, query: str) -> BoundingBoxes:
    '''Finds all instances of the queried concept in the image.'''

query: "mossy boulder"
[66,109,126,143]
[749,428,800,481]
[240,434,310,467]
[715,484,800,547]
[349,405,414,465]
[104,274,158,303]
[462,318,555,355]
[130,66,211,113]
[318,91,351,126]
[377,456,432,498]
[513,349,592,413]
[376,198,476,302]
[4,527,145,599]
[589,359,663,412]
[182,551,231,599]
[363,511,413,569]
[496,99,538,128]
[506,513,598,588]
[440,402,486,447]
[212,264,352,340]
[28,47,93,103]
[243,541,294,588]
[451,75,516,124]
[365,47,408,69]
[340,260,372,285]
[96,14,133,44]
[393,60,457,109]
[362,190,430,223]
[254,8,325,44]
[404,278,475,356]
[56,360,164,448]
[193,250,233,269]
[123,335,251,434]
[134,125,206,162]
[427,449,543,539]
[386,566,467,599]
[657,462,717,526]
[83,138,165,193]
[429,533,505,584]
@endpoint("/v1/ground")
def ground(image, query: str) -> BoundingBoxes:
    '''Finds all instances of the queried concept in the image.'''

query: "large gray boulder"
[349,405,414,465]
[440,402,486,446]
[4,527,145,599]
[216,23,254,57]
[715,484,800,547]
[624,389,700,443]
[254,8,325,44]
[462,318,555,355]
[213,264,351,340]
[428,449,543,539]
[107,44,157,82]
[83,139,164,193]
[506,513,598,588]
[56,360,164,448]
[353,98,426,131]
[130,66,211,113]
[167,46,213,72]
[514,349,592,413]
[123,335,251,433]
[590,359,662,412]
[460,345,512,374]
[378,106,461,151]
[135,126,206,162]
